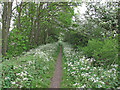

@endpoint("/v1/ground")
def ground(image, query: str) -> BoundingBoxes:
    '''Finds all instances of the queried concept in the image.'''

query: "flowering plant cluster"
[61,42,119,88]
[2,42,59,88]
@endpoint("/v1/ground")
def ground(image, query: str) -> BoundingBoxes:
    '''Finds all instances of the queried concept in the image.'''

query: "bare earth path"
[50,46,62,88]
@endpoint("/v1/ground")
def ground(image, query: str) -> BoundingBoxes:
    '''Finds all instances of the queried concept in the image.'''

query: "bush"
[82,39,103,58]
[82,38,118,67]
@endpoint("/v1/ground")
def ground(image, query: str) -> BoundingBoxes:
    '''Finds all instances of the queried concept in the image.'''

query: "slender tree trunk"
[29,16,34,47]
[14,1,23,50]
[16,2,23,32]
[2,2,13,56]
[34,4,41,45]
[28,3,34,47]
[34,20,37,45]
[2,2,7,56]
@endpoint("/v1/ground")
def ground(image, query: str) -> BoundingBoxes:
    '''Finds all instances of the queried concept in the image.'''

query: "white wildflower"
[16,73,20,76]
[98,84,102,88]
[81,84,86,88]
[23,78,28,81]
[5,77,10,80]
[11,81,16,84]
[73,83,78,86]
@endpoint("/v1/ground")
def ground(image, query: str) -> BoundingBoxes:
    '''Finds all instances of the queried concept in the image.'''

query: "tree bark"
[2,2,13,56]
[34,4,41,45]
[16,1,23,32]
[28,3,34,47]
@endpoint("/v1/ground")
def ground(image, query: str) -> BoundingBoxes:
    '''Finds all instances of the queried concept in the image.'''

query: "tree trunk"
[34,4,41,45]
[29,16,34,47]
[16,2,23,32]
[2,2,13,56]
[28,3,34,47]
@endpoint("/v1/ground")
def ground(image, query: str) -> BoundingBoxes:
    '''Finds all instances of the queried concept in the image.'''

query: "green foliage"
[64,31,88,48]
[61,42,119,88]
[85,2,118,32]
[82,38,118,67]
[4,2,74,58]
[2,42,59,88]
[46,35,58,43]
[7,29,30,57]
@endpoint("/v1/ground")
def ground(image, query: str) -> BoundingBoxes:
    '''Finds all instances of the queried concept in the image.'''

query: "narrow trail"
[50,46,62,88]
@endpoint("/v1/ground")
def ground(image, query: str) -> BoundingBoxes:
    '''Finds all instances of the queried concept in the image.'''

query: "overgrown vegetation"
[61,42,119,88]
[63,1,119,68]
[2,42,59,88]
[1,2,74,58]
[1,1,119,89]
[82,37,118,67]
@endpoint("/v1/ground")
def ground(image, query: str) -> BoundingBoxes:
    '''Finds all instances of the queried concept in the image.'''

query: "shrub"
[82,38,118,67]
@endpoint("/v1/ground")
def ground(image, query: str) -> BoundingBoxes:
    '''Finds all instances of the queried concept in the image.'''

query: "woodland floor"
[50,46,62,88]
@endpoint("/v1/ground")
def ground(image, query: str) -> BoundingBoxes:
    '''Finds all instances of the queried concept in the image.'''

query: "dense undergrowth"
[2,42,59,88]
[61,42,119,88]
[80,38,118,68]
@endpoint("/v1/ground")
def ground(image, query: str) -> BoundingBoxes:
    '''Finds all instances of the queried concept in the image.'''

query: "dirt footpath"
[50,46,62,88]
